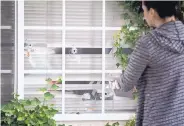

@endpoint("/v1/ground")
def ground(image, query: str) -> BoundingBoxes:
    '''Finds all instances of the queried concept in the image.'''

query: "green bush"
[124,117,135,126]
[1,93,58,126]
[105,122,120,126]
[1,77,71,126]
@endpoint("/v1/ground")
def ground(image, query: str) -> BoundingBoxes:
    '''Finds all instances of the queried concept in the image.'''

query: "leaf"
[20,99,31,106]
[57,76,62,84]
[105,122,111,126]
[122,13,131,20]
[44,92,54,101]
[45,78,52,82]
[31,98,41,106]
[112,122,119,126]
[49,109,58,116]
[116,63,120,68]
[14,94,20,99]
[25,99,32,106]
[50,104,54,107]
[17,116,24,121]
[51,84,59,90]
[39,88,47,92]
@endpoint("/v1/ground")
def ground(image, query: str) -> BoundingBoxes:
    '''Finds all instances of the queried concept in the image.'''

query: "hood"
[151,21,184,54]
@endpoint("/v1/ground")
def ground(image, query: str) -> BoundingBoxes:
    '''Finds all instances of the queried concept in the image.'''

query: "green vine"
[113,1,149,70]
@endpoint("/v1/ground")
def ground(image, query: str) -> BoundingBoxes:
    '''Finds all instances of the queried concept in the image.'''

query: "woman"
[112,1,184,126]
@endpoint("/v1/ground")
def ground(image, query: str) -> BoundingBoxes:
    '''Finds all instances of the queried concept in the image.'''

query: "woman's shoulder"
[136,32,154,46]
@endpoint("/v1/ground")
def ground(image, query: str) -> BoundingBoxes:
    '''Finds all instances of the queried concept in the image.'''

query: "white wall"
[58,121,126,126]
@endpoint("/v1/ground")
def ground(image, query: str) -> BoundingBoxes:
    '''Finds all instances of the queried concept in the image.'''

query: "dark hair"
[143,1,183,22]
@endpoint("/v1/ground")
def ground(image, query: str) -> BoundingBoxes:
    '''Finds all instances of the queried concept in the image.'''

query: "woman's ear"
[150,8,156,17]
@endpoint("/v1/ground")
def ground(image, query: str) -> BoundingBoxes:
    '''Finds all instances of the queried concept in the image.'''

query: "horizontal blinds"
[66,1,102,26]
[1,1,15,104]
[24,1,62,26]
[105,1,125,27]
[24,1,136,114]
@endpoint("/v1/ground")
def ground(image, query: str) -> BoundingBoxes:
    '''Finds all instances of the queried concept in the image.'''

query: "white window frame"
[17,0,135,121]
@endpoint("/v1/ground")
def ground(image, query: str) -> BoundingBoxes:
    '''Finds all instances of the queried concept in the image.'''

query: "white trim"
[0,26,12,29]
[102,0,105,114]
[62,0,66,114]
[24,70,121,74]
[24,26,62,30]
[14,0,18,95]
[54,113,135,121]
[66,70,102,74]
[47,44,113,48]
[24,26,121,31]
[18,0,24,99]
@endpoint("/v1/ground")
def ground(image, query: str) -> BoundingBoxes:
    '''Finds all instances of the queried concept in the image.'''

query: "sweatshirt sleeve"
[118,36,150,92]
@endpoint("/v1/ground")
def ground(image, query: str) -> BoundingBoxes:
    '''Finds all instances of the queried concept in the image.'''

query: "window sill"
[54,112,136,121]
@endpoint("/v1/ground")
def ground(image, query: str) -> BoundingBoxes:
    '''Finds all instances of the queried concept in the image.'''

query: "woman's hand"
[109,79,121,90]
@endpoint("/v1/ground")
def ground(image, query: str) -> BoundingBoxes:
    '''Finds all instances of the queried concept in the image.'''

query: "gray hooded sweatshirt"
[119,21,184,126]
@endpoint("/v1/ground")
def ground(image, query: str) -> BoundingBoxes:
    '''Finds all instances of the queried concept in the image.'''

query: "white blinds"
[23,0,136,115]
[25,1,62,26]
[1,1,15,104]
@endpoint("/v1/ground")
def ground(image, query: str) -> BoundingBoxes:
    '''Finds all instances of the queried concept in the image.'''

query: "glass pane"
[24,1,62,26]
[66,31,102,70]
[105,73,136,113]
[105,30,132,70]
[24,74,62,113]
[65,74,102,114]
[66,1,102,26]
[105,30,121,70]
[106,1,124,27]
[24,30,62,70]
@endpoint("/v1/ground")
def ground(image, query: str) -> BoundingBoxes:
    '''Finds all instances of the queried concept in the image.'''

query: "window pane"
[24,30,62,70]
[24,1,62,26]
[66,31,102,48]
[24,74,62,113]
[66,1,102,26]
[105,73,136,113]
[65,74,102,114]
[66,31,102,70]
[106,1,124,27]
[105,30,121,70]
[105,30,132,70]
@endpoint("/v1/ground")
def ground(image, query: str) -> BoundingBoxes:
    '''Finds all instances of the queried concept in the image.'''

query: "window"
[17,0,136,120]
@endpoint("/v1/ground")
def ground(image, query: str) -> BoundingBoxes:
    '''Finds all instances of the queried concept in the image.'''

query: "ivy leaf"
[44,92,54,101]
[39,88,47,92]
[31,98,41,106]
[17,116,24,121]
[105,123,111,126]
[122,13,131,20]
[51,84,59,90]
[20,99,31,106]
[116,63,120,68]
[45,78,52,82]
[112,122,120,126]
[57,76,62,84]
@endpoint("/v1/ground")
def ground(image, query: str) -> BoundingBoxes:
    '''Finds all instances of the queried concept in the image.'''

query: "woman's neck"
[154,16,176,28]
